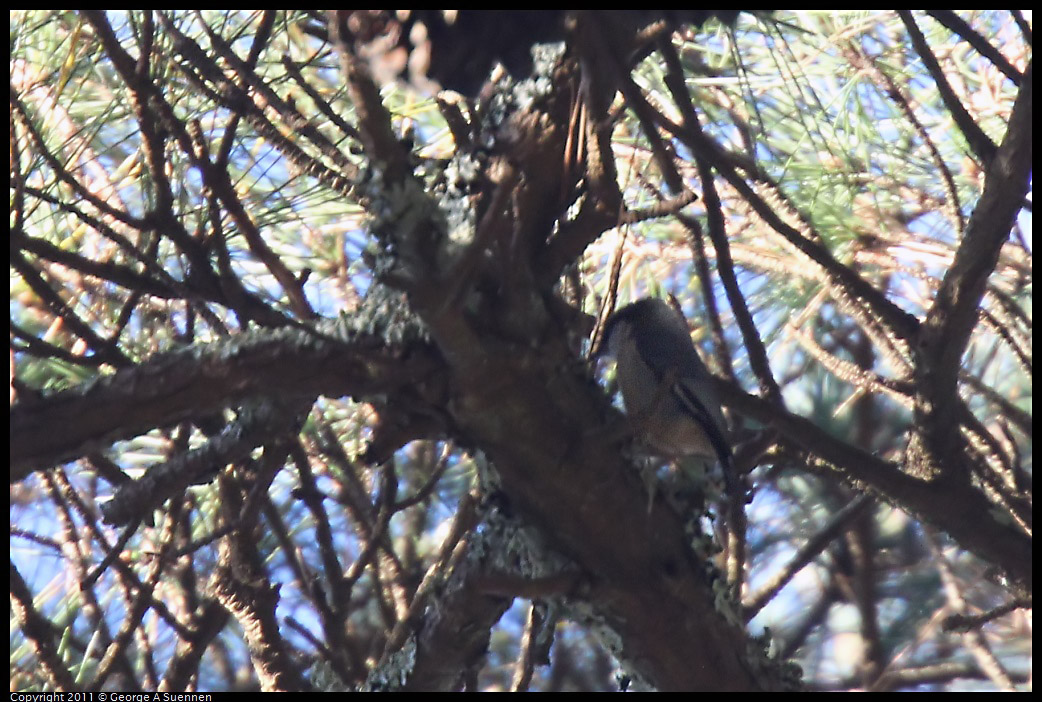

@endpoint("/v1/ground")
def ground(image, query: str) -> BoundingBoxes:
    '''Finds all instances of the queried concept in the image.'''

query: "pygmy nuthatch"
[600,298,732,474]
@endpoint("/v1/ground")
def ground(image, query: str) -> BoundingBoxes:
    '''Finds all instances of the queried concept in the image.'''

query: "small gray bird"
[600,298,732,475]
